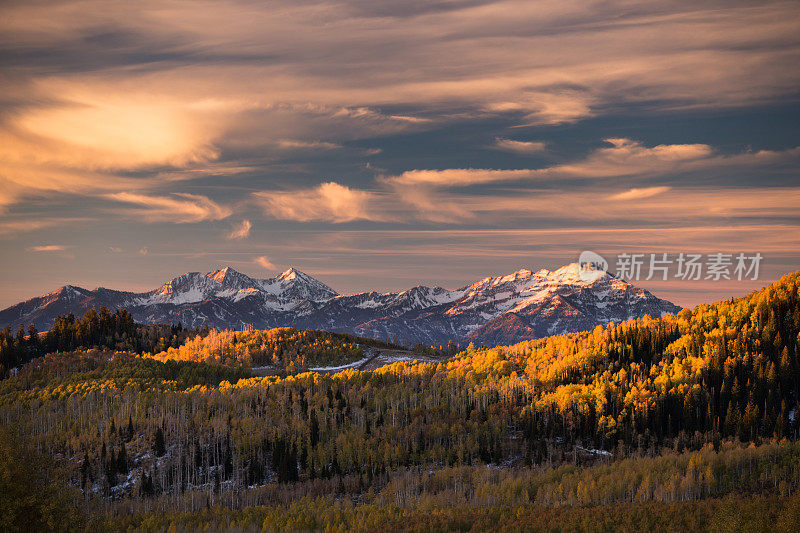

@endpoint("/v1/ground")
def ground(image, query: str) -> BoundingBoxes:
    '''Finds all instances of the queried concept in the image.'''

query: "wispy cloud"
[277,139,342,150]
[106,192,231,223]
[255,256,276,270]
[0,218,90,236]
[28,244,69,252]
[0,1,796,214]
[609,187,671,201]
[247,140,799,224]
[254,182,383,223]
[228,219,252,240]
[492,138,547,154]
[381,138,721,190]
[377,140,800,221]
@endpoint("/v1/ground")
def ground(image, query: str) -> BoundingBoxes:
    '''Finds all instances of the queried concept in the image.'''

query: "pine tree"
[117,442,128,475]
[153,427,166,457]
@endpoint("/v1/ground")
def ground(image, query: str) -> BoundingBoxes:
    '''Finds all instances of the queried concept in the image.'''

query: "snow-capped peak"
[277,267,301,281]
[546,262,611,285]
[272,267,338,302]
[205,267,259,290]
[207,266,235,284]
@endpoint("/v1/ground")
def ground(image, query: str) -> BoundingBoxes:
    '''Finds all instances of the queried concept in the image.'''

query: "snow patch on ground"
[576,445,612,456]
[308,356,371,372]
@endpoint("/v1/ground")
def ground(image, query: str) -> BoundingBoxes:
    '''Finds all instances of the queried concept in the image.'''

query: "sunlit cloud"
[106,192,232,223]
[609,187,672,201]
[277,139,342,150]
[12,93,220,169]
[0,218,90,236]
[383,138,721,189]
[28,245,69,252]
[254,182,383,223]
[228,219,252,240]
[492,138,547,154]
[249,140,800,224]
[378,141,800,221]
[1,1,797,185]
[0,86,228,210]
[255,256,276,270]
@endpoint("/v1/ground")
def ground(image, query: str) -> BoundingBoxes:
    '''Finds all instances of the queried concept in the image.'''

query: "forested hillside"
[0,309,401,377]
[0,307,209,377]
[1,272,799,531]
[146,327,393,372]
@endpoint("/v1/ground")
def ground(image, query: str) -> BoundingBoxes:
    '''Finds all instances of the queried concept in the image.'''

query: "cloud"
[435,185,800,224]
[11,92,221,170]
[228,219,252,240]
[385,168,537,187]
[609,187,671,201]
[492,138,547,154]
[28,245,68,252]
[277,139,342,150]
[1,1,797,184]
[383,139,720,189]
[376,140,800,221]
[0,86,228,212]
[255,256,276,270]
[106,192,232,223]
[245,141,800,225]
[0,217,90,236]
[254,182,382,223]
[0,0,797,227]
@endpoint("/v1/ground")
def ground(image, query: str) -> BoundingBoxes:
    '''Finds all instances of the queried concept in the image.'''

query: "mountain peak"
[206,266,247,284]
[278,267,301,281]
[544,262,611,284]
[273,267,338,301]
[207,266,234,282]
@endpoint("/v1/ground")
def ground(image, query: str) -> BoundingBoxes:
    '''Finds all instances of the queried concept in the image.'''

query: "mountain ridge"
[0,263,681,346]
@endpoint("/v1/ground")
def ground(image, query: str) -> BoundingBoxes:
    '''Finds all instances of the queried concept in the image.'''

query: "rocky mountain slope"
[0,264,680,346]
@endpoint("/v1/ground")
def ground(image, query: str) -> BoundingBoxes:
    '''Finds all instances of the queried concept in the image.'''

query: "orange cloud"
[255,256,276,270]
[609,187,671,201]
[106,192,231,223]
[254,182,382,223]
[228,219,252,240]
[493,138,547,154]
[27,245,69,252]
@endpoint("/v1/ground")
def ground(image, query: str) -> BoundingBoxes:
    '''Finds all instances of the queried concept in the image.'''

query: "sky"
[0,0,799,309]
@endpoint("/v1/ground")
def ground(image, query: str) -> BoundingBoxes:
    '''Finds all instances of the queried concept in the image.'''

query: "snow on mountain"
[264,267,338,304]
[0,263,681,347]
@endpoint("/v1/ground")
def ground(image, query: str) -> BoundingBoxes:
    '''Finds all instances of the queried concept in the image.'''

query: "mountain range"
[0,263,681,346]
